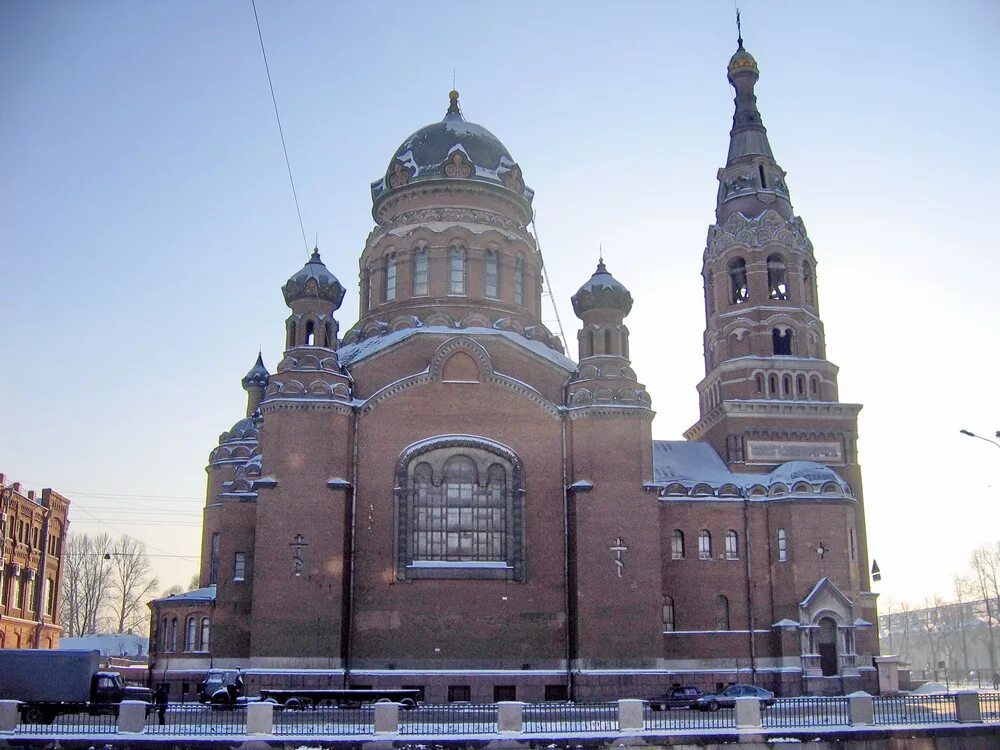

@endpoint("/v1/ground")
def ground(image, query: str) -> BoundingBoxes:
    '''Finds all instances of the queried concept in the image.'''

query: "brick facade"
[149,47,879,700]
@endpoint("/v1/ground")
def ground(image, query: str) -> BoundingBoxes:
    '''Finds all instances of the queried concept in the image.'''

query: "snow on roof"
[60,633,149,657]
[337,326,575,372]
[151,585,216,604]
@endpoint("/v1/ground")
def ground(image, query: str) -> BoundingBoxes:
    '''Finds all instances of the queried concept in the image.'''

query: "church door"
[817,617,838,676]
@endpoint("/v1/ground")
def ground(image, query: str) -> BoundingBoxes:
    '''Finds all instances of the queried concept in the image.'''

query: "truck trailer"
[0,649,152,724]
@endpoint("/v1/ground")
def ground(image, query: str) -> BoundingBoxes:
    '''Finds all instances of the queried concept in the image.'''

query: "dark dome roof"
[282,248,346,309]
[571,260,633,317]
[370,91,533,205]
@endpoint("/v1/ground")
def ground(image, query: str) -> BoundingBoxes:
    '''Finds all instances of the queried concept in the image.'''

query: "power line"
[250,0,310,254]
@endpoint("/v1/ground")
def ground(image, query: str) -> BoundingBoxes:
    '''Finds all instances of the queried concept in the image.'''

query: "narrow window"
[777,528,787,562]
[772,328,792,356]
[513,257,524,306]
[671,530,685,560]
[160,618,169,651]
[768,374,778,396]
[810,375,820,397]
[755,373,764,393]
[783,374,792,396]
[728,258,748,304]
[796,374,806,397]
[803,261,815,306]
[412,248,429,296]
[758,164,767,189]
[706,270,715,315]
[485,249,499,299]
[287,320,296,349]
[716,595,730,630]
[698,530,712,560]
[385,256,397,302]
[725,530,739,560]
[185,617,197,651]
[849,529,857,562]
[234,552,247,582]
[200,618,210,651]
[767,253,788,300]
[45,579,55,616]
[305,320,315,346]
[210,532,220,585]
[604,328,612,355]
[170,618,178,652]
[588,330,596,358]
[663,596,675,632]
[363,267,372,312]
[449,246,466,295]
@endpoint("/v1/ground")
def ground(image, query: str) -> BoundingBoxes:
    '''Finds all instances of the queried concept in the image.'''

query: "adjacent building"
[149,40,879,700]
[0,473,69,649]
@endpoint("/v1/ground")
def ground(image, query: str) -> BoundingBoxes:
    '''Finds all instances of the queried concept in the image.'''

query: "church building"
[149,40,878,701]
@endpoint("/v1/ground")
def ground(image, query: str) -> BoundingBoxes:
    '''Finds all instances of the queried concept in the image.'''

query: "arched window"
[449,245,466,295]
[796,374,806,397]
[728,258,748,304]
[286,320,296,349]
[772,327,792,356]
[698,530,712,560]
[715,595,730,630]
[767,253,788,300]
[200,618,210,651]
[777,528,787,562]
[810,374,820,398]
[604,328,612,355]
[768,374,779,396]
[725,530,739,560]
[588,330,596,358]
[485,249,499,299]
[412,248,429,296]
[396,438,524,580]
[663,596,675,632]
[385,255,397,302]
[160,617,169,652]
[305,320,315,346]
[169,618,177,652]
[705,270,715,315]
[363,267,372,312]
[782,374,792,396]
[755,373,764,394]
[185,617,197,651]
[513,257,524,306]
[803,261,815,306]
[671,530,685,560]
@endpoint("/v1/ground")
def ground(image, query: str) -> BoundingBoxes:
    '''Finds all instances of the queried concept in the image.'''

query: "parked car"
[693,684,775,712]
[647,686,704,710]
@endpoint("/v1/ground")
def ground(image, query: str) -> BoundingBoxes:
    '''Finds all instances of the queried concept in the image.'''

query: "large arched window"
[200,618,210,652]
[767,253,788,300]
[185,617,197,652]
[513,257,524,306]
[385,254,397,302]
[412,248,429,296]
[396,437,524,580]
[728,258,748,304]
[671,530,685,560]
[725,530,739,560]
[715,595,730,630]
[449,245,467,295]
[169,618,178,652]
[698,530,712,560]
[663,596,675,632]
[485,249,499,299]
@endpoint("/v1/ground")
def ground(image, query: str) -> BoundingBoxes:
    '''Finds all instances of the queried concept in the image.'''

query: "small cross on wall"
[610,537,629,578]
[290,534,309,576]
[815,542,828,559]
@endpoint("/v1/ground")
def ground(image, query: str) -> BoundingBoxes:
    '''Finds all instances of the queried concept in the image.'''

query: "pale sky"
[2,1,998,608]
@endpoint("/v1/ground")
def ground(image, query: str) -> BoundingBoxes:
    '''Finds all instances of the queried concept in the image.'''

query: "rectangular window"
[777,528,787,562]
[13,575,22,609]
[449,247,466,295]
[663,597,675,632]
[513,258,524,306]
[485,250,499,299]
[849,528,857,562]
[494,685,516,702]
[725,531,738,560]
[544,684,568,702]
[412,249,428,296]
[234,552,247,582]
[385,260,397,302]
[45,578,54,616]
[210,532,220,585]
[447,685,471,702]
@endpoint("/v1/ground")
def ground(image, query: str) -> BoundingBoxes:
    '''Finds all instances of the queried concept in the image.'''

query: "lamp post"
[959,429,1000,450]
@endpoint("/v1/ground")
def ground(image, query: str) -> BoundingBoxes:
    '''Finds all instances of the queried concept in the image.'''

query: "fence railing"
[3,693,995,737]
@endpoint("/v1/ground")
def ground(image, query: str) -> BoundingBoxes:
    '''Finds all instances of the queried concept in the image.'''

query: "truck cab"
[197,669,244,704]
[93,672,151,705]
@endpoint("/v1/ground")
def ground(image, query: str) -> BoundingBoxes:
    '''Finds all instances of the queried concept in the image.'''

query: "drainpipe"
[33,509,50,648]
[343,407,360,688]
[743,491,757,684]
[561,376,574,701]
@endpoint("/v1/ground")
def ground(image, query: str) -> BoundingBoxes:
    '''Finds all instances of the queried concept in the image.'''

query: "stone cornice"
[685,399,862,439]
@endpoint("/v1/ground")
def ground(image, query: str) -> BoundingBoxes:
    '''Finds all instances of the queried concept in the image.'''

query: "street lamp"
[959,429,1000,450]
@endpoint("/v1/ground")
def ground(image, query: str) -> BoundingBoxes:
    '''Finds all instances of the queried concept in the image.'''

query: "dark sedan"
[693,684,775,711]
[647,686,704,710]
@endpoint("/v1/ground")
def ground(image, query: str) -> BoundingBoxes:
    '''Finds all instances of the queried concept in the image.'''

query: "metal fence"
[643,704,736,730]
[145,704,247,735]
[523,702,617,733]
[273,704,374,736]
[981,692,1000,723]
[400,703,497,735]
[873,694,957,724]
[763,697,850,728]
[15,709,118,735]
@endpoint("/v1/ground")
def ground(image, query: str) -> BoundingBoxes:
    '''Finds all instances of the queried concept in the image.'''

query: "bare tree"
[971,543,1000,679]
[161,584,184,598]
[108,535,159,634]
[953,575,975,677]
[60,532,114,636]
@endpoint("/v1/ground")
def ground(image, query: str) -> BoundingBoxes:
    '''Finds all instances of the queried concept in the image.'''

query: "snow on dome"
[282,248,346,309]
[768,461,847,490]
[220,416,258,444]
[241,352,270,389]
[370,90,533,206]
[571,260,634,318]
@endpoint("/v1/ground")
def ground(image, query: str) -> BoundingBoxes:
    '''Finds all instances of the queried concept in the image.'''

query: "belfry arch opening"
[817,617,839,676]
[728,258,748,304]
[772,327,792,356]
[767,253,788,300]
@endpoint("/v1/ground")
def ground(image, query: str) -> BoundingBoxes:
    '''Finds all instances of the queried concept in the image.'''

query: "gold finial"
[447,89,461,115]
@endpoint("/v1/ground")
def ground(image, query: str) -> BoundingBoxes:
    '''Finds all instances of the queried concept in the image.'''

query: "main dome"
[370,91,533,206]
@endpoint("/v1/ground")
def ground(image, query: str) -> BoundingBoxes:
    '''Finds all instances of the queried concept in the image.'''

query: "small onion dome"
[728,44,759,79]
[370,90,533,206]
[571,260,633,318]
[281,248,346,309]
[241,352,269,390]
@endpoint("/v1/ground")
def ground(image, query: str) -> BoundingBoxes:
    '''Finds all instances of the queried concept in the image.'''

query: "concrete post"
[117,700,148,733]
[374,701,400,733]
[955,691,982,723]
[734,696,761,728]
[0,701,19,732]
[497,701,524,732]
[848,692,874,725]
[246,701,275,734]
[617,699,644,730]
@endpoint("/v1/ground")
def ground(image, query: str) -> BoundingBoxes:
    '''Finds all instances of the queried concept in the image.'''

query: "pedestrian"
[155,684,169,725]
